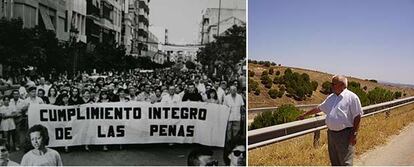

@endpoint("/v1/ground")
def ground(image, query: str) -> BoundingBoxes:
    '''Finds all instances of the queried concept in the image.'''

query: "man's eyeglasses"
[232,150,245,157]
[205,160,218,166]
[0,149,8,153]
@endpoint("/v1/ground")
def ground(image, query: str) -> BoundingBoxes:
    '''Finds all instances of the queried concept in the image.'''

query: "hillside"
[248,63,414,109]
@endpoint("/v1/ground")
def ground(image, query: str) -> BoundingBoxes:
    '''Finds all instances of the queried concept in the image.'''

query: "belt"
[329,127,353,133]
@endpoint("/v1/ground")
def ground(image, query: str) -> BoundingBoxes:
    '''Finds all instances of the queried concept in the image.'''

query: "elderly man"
[297,75,363,166]
[161,86,181,103]
[223,85,245,143]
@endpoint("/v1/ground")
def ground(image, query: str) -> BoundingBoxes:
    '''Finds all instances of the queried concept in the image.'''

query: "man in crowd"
[137,84,153,102]
[182,83,203,102]
[297,75,363,166]
[161,86,181,103]
[9,90,25,151]
[223,137,246,166]
[187,148,218,166]
[223,85,244,143]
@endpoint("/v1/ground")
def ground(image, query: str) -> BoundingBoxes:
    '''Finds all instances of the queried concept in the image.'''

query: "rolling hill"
[248,63,414,109]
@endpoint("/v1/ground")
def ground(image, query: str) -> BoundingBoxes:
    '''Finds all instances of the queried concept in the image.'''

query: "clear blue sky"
[249,0,414,85]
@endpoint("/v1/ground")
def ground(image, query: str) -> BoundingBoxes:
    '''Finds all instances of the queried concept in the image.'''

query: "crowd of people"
[0,68,246,165]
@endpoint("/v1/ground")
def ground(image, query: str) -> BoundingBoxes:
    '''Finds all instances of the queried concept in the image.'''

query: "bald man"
[297,75,363,166]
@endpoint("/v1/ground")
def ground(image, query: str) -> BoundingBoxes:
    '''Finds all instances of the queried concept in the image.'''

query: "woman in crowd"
[68,87,82,105]
[21,124,63,166]
[37,89,50,104]
[81,89,94,104]
[205,89,219,104]
[0,96,17,151]
[47,87,58,105]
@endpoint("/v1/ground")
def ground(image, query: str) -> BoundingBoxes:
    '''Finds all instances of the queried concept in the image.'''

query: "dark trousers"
[328,128,354,166]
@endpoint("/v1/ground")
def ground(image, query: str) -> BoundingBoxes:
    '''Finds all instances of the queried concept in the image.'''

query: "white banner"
[28,102,230,147]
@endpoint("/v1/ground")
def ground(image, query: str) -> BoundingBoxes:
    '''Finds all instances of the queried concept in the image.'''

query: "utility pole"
[217,0,221,37]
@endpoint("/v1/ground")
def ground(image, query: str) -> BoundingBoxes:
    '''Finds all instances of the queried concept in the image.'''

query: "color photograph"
[248,0,414,166]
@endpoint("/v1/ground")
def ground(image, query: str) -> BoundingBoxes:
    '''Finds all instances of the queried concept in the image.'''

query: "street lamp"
[69,26,79,76]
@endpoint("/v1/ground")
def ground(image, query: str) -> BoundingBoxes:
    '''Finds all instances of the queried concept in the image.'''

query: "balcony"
[138,22,148,31]
[139,9,148,18]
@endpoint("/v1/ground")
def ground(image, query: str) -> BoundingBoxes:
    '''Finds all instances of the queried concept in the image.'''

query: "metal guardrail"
[248,96,414,150]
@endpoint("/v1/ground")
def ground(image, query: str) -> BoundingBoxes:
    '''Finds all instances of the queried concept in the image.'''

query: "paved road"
[9,144,224,166]
[355,123,414,166]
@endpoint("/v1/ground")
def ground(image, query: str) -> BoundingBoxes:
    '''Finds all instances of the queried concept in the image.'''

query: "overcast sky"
[249,0,414,85]
[149,0,246,45]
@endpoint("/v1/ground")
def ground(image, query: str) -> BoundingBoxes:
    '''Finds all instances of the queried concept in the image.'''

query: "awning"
[39,9,55,31]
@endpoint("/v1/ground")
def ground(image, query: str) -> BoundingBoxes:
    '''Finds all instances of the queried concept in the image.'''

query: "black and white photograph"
[0,0,246,165]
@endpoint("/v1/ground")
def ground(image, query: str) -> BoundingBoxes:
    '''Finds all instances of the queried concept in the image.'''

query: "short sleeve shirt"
[318,89,363,131]
[223,94,245,121]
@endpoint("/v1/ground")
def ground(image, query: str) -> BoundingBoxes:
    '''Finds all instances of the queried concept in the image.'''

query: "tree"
[249,104,303,130]
[275,70,281,76]
[196,25,246,78]
[261,70,268,76]
[185,60,196,70]
[248,70,255,77]
[268,89,279,99]
[269,68,274,75]
[321,81,332,95]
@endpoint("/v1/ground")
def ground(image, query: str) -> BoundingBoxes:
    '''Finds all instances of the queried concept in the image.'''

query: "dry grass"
[248,103,414,166]
[248,63,414,108]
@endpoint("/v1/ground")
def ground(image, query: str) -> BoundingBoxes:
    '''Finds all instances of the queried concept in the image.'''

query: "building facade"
[66,0,87,43]
[199,8,245,44]
[136,0,149,56]
[0,0,68,41]
[86,0,124,48]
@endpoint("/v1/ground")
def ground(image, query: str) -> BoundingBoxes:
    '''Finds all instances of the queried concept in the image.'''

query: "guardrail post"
[385,110,390,118]
[313,114,321,147]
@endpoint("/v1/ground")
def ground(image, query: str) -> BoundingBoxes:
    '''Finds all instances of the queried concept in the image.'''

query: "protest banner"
[28,102,230,147]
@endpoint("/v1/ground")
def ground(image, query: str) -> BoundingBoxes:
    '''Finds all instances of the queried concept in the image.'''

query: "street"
[9,144,224,166]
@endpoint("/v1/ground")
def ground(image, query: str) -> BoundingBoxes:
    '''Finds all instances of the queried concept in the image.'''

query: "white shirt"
[9,98,25,111]
[161,94,182,103]
[216,87,226,104]
[223,94,245,121]
[318,89,363,131]
[197,83,206,94]
[21,148,63,166]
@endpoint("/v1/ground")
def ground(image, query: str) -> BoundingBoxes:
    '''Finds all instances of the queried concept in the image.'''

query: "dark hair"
[2,95,10,101]
[37,89,45,96]
[206,89,218,100]
[28,124,50,146]
[55,93,69,106]
[28,86,36,92]
[223,137,246,165]
[187,148,214,166]
[48,87,58,97]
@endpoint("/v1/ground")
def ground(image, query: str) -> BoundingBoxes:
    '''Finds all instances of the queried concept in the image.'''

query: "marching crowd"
[0,68,246,166]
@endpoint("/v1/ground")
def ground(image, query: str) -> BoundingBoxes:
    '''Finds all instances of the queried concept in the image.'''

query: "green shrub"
[394,91,402,99]
[254,89,261,95]
[248,70,255,77]
[268,89,279,99]
[311,81,318,91]
[275,70,281,76]
[269,68,274,75]
[321,81,332,95]
[262,70,268,76]
[249,104,303,130]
